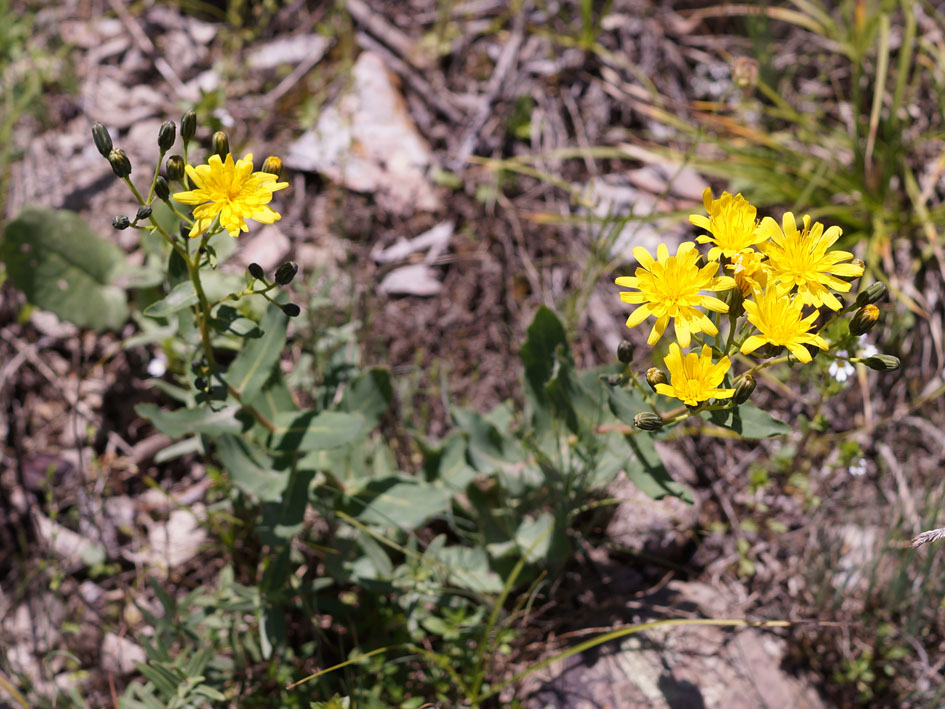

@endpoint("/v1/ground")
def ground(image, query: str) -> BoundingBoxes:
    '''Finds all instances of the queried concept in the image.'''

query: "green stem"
[146,149,167,203]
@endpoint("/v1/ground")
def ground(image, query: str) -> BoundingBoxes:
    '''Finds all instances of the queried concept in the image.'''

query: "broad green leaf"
[0,206,128,330]
[704,403,792,438]
[269,410,364,452]
[349,477,451,529]
[260,604,286,660]
[245,368,299,423]
[142,280,197,317]
[214,434,288,501]
[606,383,654,425]
[339,368,393,428]
[434,546,503,593]
[514,512,554,563]
[225,302,287,401]
[259,469,315,543]
[134,403,246,438]
[520,306,568,431]
[452,408,539,494]
[436,434,478,491]
[624,432,692,503]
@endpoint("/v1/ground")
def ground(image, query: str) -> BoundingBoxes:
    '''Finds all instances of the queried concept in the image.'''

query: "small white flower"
[848,458,868,477]
[859,342,879,358]
[828,351,854,383]
[147,356,167,377]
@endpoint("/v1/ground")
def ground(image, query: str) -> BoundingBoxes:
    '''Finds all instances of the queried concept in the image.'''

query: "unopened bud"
[855,282,887,307]
[849,304,880,336]
[166,155,186,181]
[179,221,191,239]
[732,56,759,90]
[108,148,132,178]
[135,204,152,221]
[211,131,230,159]
[112,215,130,230]
[274,261,298,285]
[617,340,633,364]
[181,109,197,143]
[248,263,265,280]
[756,343,783,359]
[862,354,900,371]
[633,412,664,431]
[91,122,113,157]
[158,120,176,152]
[645,367,668,391]
[732,374,756,405]
[261,155,283,179]
[281,303,301,317]
[154,176,170,201]
[194,376,207,390]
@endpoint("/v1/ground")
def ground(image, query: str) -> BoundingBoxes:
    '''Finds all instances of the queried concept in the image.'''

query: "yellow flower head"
[173,153,290,238]
[759,212,863,310]
[654,343,735,406]
[727,249,768,297]
[616,241,736,348]
[689,188,768,261]
[740,286,828,363]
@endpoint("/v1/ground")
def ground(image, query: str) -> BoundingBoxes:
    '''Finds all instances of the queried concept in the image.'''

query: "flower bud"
[617,340,633,364]
[862,354,900,371]
[179,221,191,239]
[261,155,283,180]
[645,367,668,391]
[849,304,880,336]
[756,343,783,358]
[154,176,170,201]
[248,263,265,280]
[194,376,207,390]
[281,303,301,317]
[732,56,759,90]
[732,374,756,405]
[135,204,152,221]
[633,412,663,431]
[274,261,298,285]
[181,109,197,143]
[166,155,186,182]
[108,148,132,178]
[211,131,230,159]
[112,215,131,230]
[91,122,113,157]
[855,282,887,307]
[158,120,176,152]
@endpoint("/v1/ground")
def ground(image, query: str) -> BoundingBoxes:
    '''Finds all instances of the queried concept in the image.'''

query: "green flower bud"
[158,120,176,152]
[108,148,132,178]
[757,343,784,359]
[645,367,668,391]
[633,412,664,431]
[862,354,900,371]
[849,304,880,336]
[91,122,113,157]
[855,282,887,307]
[274,261,298,285]
[181,109,197,143]
[135,204,152,221]
[166,155,186,182]
[732,374,756,405]
[179,221,191,239]
[211,131,230,159]
[248,263,265,280]
[194,376,207,390]
[112,215,131,230]
[261,155,283,180]
[154,176,170,201]
[617,340,633,364]
[282,303,301,317]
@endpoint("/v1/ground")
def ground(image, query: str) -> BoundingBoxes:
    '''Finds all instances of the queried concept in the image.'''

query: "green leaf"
[142,280,197,317]
[434,546,503,593]
[134,403,246,438]
[339,368,393,429]
[436,434,478,491]
[269,410,364,452]
[514,513,554,563]
[0,206,128,330]
[214,434,288,501]
[226,302,288,401]
[349,477,451,529]
[624,432,692,503]
[520,306,568,431]
[703,403,791,438]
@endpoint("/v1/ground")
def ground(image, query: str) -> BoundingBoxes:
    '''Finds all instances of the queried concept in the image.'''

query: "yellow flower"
[759,212,863,310]
[726,249,768,297]
[740,286,828,363]
[689,188,768,261]
[173,153,289,238]
[616,241,736,348]
[654,343,735,406]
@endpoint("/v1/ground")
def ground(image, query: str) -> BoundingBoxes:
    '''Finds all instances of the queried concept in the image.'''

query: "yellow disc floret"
[654,343,735,406]
[173,153,290,238]
[689,187,768,261]
[615,241,736,348]
[740,286,828,363]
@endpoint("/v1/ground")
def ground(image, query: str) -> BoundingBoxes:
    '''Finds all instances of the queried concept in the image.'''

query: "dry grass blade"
[912,527,945,548]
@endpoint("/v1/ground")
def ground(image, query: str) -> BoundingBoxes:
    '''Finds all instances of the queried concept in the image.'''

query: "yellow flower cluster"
[616,188,863,406]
